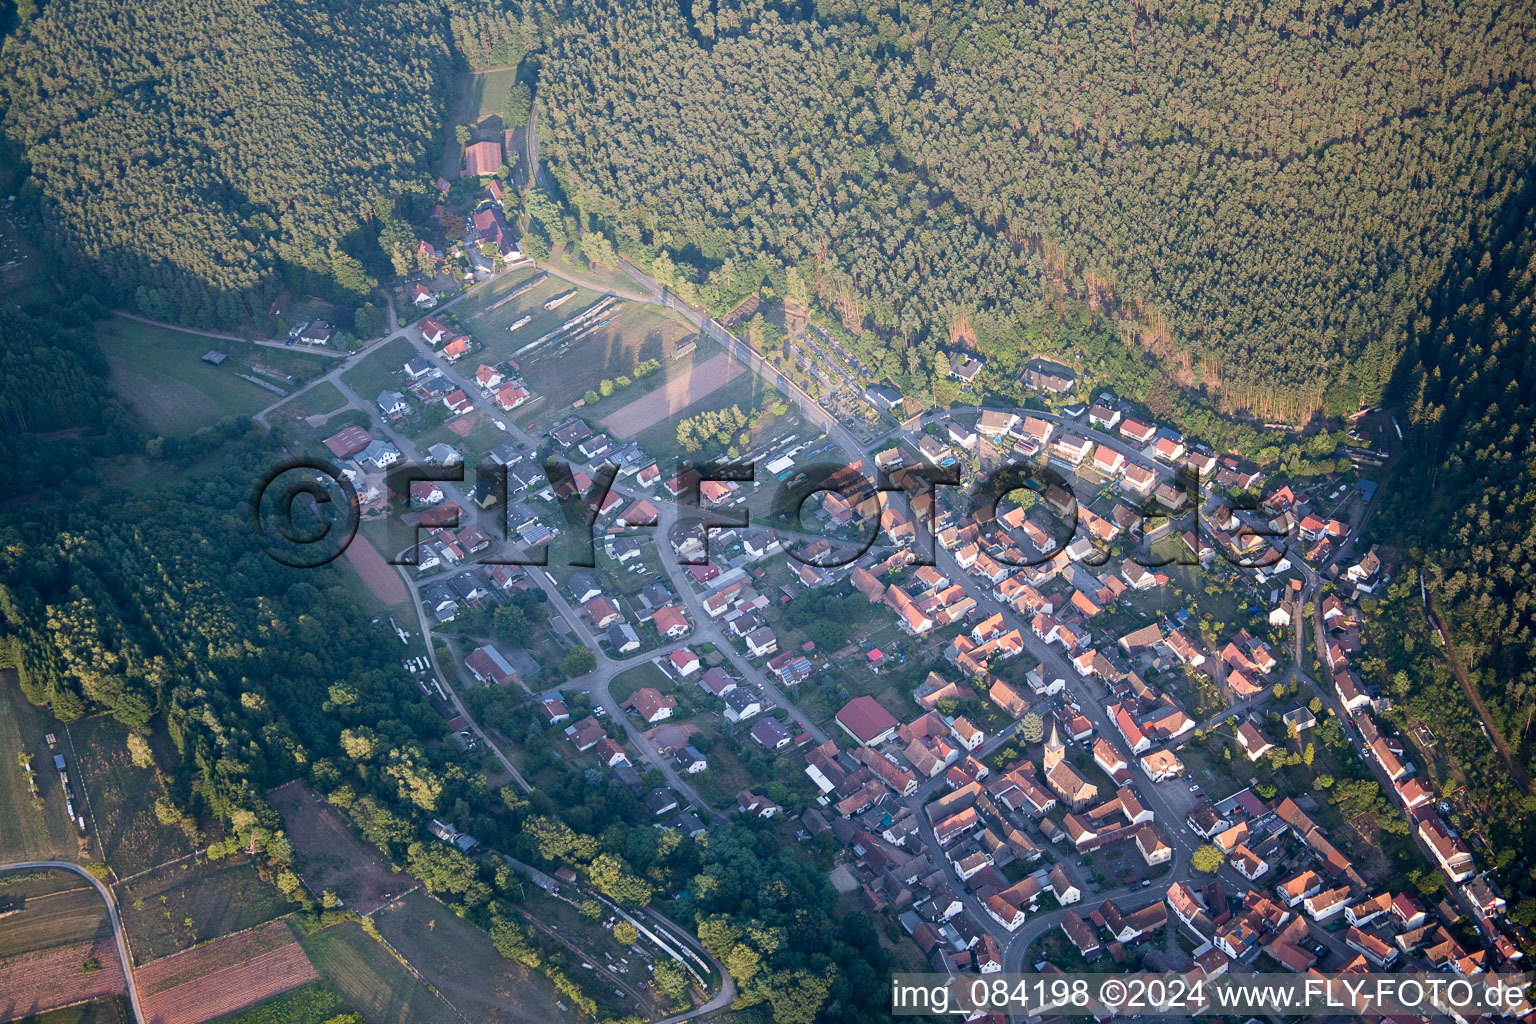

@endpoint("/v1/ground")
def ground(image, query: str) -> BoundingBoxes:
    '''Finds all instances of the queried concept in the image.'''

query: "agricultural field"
[267,783,413,916]
[115,856,290,964]
[373,891,569,1024]
[205,980,350,1024]
[0,937,126,1022]
[136,920,318,1024]
[335,531,411,614]
[9,997,131,1024]
[0,676,81,862]
[0,868,89,904]
[296,921,459,1024]
[64,716,188,879]
[95,319,327,436]
[0,882,112,958]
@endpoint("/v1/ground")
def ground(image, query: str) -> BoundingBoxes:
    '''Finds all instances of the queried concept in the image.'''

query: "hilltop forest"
[0,0,535,327]
[1364,171,1536,912]
[538,0,1536,421]
[1,0,1532,422]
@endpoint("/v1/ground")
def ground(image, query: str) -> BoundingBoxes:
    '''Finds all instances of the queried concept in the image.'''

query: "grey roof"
[426,442,461,464]
[357,439,399,464]
[723,687,761,712]
[447,571,485,600]
[612,763,643,788]
[568,572,602,599]
[674,812,707,836]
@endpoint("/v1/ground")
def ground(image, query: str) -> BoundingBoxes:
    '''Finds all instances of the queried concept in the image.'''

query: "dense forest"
[5,0,1532,420]
[0,299,144,493]
[1366,172,1536,914]
[0,0,460,326]
[538,0,1536,420]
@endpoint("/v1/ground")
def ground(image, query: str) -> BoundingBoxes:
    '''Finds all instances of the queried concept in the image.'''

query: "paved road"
[0,861,144,1023]
[342,322,728,818]
[364,305,841,813]
[650,504,831,746]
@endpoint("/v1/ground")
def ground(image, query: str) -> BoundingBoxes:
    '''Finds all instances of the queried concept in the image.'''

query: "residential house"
[464,645,518,686]
[623,688,676,724]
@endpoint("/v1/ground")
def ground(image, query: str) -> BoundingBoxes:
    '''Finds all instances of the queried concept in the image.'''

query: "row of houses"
[1324,624,1524,968]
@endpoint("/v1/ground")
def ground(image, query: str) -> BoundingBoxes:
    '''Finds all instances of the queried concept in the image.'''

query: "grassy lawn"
[268,781,413,917]
[691,741,759,810]
[263,382,348,435]
[609,662,671,706]
[115,855,291,964]
[411,408,507,465]
[450,265,550,324]
[508,887,656,1017]
[0,674,81,863]
[0,204,53,308]
[96,318,328,436]
[65,716,189,879]
[465,67,521,123]
[297,920,460,1024]
[373,891,571,1024]
[340,336,418,401]
[0,884,111,957]
[208,979,352,1024]
[631,366,795,457]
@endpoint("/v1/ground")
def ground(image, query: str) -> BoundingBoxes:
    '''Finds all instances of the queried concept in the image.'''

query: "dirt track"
[601,353,743,436]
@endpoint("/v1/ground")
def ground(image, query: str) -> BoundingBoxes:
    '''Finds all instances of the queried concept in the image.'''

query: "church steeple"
[1043,719,1065,772]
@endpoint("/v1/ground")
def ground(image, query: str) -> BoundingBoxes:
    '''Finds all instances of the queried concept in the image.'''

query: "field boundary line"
[61,721,105,871]
[129,911,305,970]
[362,882,421,916]
[113,849,198,887]
[365,907,474,1024]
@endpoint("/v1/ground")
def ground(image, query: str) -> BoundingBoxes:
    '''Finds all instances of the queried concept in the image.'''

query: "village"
[290,266,1525,1019]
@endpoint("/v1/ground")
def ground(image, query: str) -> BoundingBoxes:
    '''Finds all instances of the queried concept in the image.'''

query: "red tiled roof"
[836,695,898,744]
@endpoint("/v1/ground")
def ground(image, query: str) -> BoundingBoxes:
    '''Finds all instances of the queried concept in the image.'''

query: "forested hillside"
[538,0,1536,420]
[0,301,143,493]
[0,0,457,326]
[1367,173,1536,914]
